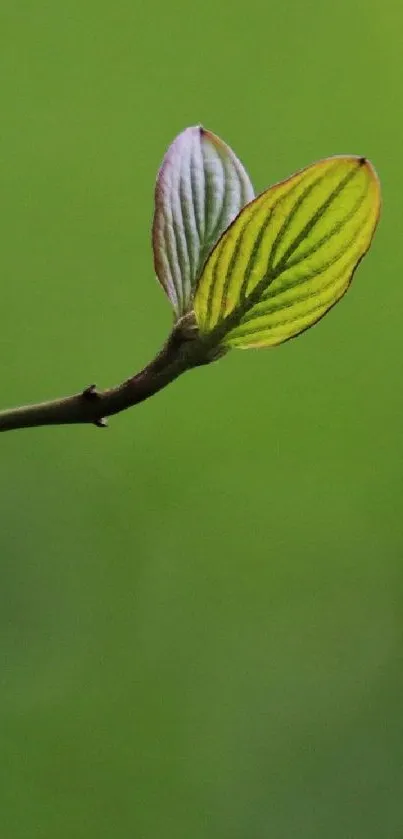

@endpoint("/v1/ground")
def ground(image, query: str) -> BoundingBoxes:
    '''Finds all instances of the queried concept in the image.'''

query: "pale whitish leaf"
[152,126,254,317]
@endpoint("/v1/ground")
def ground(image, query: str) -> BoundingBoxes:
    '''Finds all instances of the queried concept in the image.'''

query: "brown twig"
[0,317,217,434]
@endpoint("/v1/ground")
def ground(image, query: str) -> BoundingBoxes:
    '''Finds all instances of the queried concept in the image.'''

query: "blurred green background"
[1,1,402,837]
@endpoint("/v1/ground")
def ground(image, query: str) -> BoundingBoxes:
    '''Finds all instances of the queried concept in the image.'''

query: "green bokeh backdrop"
[1,1,403,837]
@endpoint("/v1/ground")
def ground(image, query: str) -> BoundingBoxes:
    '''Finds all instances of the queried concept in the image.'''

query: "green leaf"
[194,156,381,348]
[152,126,254,318]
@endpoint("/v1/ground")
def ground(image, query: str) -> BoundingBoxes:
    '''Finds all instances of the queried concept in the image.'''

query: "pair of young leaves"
[152,126,380,351]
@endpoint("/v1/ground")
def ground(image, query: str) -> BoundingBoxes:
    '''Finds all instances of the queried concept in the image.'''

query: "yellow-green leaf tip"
[194,155,381,349]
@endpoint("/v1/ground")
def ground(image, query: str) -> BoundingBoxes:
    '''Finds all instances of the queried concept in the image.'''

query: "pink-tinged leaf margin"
[152,125,254,317]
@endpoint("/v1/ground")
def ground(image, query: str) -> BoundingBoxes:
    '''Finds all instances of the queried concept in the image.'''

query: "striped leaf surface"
[152,126,254,317]
[194,156,381,348]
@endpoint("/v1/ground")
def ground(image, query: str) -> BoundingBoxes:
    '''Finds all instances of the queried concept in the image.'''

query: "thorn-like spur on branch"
[82,384,107,426]
[0,315,221,434]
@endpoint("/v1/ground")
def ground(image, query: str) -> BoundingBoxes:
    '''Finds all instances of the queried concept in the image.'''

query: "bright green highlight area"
[153,126,254,316]
[195,156,380,348]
